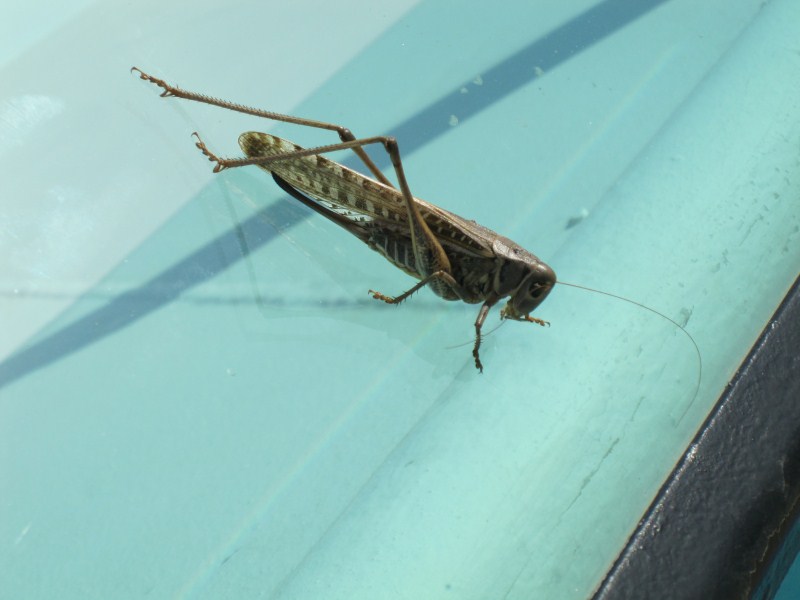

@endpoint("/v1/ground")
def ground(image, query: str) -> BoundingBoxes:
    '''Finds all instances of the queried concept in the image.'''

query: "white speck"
[580,208,589,219]
[226,368,236,377]
[449,115,459,127]
[472,75,483,86]
[15,523,31,545]
[460,87,468,94]
[534,66,544,77]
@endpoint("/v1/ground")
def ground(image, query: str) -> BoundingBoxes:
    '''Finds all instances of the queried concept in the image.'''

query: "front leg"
[471,300,500,373]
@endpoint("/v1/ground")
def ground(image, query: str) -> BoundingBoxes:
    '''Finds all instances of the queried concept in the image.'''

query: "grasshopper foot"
[501,305,549,327]
[523,315,550,327]
[472,351,484,373]
[369,289,398,304]
[472,336,484,373]
[131,67,176,98]
[192,132,226,172]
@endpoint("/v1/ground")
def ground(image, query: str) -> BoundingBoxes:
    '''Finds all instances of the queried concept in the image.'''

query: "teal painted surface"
[2,1,800,598]
[775,550,800,600]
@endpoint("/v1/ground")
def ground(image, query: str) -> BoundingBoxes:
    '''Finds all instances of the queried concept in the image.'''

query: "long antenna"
[556,280,702,418]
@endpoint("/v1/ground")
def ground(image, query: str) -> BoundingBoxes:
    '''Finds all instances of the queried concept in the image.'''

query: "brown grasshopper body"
[133,67,558,371]
[240,132,556,312]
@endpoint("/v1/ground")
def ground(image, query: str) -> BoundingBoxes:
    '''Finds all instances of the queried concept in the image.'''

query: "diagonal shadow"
[0,0,672,390]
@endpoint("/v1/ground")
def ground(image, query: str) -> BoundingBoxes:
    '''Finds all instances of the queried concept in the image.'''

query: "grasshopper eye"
[521,280,553,311]
[528,283,549,299]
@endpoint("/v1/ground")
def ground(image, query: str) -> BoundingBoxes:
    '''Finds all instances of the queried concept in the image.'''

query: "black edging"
[592,273,800,600]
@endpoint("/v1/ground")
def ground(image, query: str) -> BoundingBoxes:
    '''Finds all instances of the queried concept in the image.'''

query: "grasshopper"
[132,68,694,375]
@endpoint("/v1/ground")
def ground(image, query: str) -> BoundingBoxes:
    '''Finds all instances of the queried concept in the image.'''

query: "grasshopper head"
[500,261,556,321]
